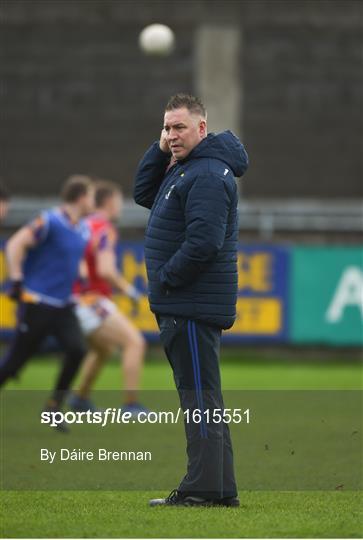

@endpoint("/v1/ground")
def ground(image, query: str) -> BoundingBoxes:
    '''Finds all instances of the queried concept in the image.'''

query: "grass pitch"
[2,491,361,539]
[0,347,362,538]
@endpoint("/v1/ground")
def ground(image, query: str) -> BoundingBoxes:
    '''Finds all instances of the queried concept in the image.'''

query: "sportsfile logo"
[41,407,250,428]
[41,408,177,428]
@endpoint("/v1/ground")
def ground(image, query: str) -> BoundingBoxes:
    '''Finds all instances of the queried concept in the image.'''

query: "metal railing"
[2,197,362,236]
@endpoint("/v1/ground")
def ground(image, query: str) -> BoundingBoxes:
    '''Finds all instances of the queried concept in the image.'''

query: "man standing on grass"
[134,93,248,507]
[0,175,94,427]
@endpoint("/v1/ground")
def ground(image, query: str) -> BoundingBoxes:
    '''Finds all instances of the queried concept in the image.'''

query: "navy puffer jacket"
[134,130,248,329]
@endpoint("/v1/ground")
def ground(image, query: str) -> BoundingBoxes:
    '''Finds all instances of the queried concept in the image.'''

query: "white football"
[139,24,175,56]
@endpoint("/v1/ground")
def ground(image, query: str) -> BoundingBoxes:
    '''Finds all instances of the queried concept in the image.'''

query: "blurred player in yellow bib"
[71,180,147,414]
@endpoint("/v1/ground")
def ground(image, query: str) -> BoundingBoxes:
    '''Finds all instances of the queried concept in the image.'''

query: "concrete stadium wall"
[0,0,362,198]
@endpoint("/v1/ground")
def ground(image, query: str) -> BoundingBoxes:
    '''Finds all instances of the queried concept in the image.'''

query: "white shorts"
[75,295,117,335]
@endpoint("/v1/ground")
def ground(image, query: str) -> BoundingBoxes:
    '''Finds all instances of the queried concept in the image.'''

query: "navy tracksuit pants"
[157,315,237,500]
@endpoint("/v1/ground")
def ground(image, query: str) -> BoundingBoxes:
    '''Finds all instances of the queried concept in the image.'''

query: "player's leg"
[68,345,111,411]
[49,305,87,408]
[90,310,146,406]
[69,298,116,410]
[76,342,113,399]
[70,297,146,410]
[0,303,50,386]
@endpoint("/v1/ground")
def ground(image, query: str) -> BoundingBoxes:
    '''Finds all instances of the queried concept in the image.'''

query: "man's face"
[79,187,95,216]
[0,200,9,222]
[163,107,207,160]
[105,192,123,221]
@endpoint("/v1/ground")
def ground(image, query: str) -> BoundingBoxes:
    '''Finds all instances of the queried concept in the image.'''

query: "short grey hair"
[165,93,207,118]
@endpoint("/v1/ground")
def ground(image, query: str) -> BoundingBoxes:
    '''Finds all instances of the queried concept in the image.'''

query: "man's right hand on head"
[159,129,171,154]
[8,279,23,302]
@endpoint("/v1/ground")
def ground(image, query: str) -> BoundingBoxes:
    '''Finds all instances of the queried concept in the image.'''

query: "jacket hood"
[184,130,248,177]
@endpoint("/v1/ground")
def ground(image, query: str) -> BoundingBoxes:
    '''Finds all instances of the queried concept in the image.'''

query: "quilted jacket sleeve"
[133,142,171,209]
[159,173,232,288]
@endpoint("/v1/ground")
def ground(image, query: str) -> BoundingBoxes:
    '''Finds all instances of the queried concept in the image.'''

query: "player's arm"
[159,173,232,289]
[6,214,48,299]
[95,248,140,300]
[6,226,37,281]
[95,228,140,300]
[133,130,172,209]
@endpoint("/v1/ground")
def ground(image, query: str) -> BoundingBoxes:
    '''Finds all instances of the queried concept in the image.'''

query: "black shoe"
[149,489,213,507]
[214,496,240,507]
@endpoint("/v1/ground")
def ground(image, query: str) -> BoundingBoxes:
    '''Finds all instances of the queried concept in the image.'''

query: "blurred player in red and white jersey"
[70,180,147,414]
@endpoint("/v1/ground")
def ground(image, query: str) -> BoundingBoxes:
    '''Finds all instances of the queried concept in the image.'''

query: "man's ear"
[199,119,207,138]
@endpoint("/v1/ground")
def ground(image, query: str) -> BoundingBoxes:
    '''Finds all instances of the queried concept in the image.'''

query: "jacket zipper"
[149,164,180,218]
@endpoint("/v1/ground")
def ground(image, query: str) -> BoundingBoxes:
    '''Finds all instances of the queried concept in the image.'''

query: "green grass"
[3,347,362,391]
[1,491,362,538]
[0,348,362,538]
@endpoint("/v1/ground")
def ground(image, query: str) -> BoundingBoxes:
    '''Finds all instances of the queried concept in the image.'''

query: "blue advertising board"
[114,242,290,343]
[1,241,290,343]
